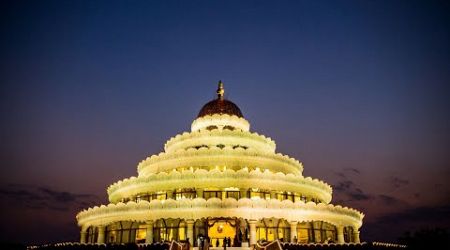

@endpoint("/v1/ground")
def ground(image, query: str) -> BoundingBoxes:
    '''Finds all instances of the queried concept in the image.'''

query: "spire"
[217,80,224,100]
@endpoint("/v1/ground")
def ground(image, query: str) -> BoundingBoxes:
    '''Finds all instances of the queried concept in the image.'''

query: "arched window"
[306,221,337,243]
[297,222,311,243]
[194,219,207,246]
[277,219,290,242]
[106,221,141,243]
[154,219,166,242]
[153,218,185,242]
[106,223,121,244]
[256,218,289,242]
[86,226,97,243]
[344,226,354,243]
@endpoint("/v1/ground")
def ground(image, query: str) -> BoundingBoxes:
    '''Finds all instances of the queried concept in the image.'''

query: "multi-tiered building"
[76,82,364,246]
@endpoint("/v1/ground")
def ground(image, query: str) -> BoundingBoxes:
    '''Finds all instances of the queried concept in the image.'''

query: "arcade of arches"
[82,218,359,245]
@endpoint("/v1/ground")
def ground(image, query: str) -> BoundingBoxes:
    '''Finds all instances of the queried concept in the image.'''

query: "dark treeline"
[398,228,450,250]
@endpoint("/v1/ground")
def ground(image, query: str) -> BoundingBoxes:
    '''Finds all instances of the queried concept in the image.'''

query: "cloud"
[349,190,371,201]
[376,203,450,225]
[344,167,361,175]
[333,179,372,202]
[0,184,98,211]
[363,203,450,242]
[378,194,406,206]
[334,168,361,179]
[334,180,354,191]
[389,176,409,189]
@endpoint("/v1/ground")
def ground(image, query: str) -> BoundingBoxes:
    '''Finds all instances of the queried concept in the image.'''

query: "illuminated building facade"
[76,82,364,246]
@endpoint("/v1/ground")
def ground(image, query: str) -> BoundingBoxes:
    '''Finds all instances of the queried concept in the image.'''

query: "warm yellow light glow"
[77,106,364,244]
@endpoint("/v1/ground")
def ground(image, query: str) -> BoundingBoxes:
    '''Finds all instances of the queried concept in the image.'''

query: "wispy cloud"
[389,176,410,189]
[333,169,371,203]
[344,167,361,175]
[376,202,450,225]
[378,194,407,206]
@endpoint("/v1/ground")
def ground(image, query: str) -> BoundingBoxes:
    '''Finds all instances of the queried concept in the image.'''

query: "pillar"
[249,220,258,246]
[353,229,360,243]
[336,225,344,244]
[186,219,195,247]
[289,221,298,243]
[146,220,154,244]
[80,227,87,243]
[196,188,204,199]
[97,226,105,244]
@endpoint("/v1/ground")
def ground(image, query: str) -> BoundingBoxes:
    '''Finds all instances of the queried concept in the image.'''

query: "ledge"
[164,129,276,154]
[137,147,303,176]
[108,168,332,203]
[76,198,364,229]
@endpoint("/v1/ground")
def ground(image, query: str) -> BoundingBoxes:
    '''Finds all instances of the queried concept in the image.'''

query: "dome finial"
[217,80,224,100]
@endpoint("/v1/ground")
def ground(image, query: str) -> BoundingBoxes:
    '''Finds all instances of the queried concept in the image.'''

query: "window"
[174,189,196,200]
[152,193,167,200]
[135,225,147,243]
[251,190,271,200]
[135,194,151,202]
[223,125,235,130]
[344,226,353,243]
[226,191,240,200]
[276,193,285,201]
[204,191,222,200]
[206,126,218,130]
[106,222,140,244]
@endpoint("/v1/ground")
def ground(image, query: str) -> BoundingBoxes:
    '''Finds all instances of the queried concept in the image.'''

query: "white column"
[336,225,344,244]
[146,220,154,244]
[289,221,298,243]
[80,227,87,243]
[186,219,195,247]
[249,220,258,246]
[97,226,105,244]
[353,229,360,243]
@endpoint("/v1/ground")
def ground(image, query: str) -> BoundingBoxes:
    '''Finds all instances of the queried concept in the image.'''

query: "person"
[228,237,231,247]
[293,236,297,243]
[186,238,190,250]
[204,236,210,250]
[223,237,227,250]
[197,237,202,250]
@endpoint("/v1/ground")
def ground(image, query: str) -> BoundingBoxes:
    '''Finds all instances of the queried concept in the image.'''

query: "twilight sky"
[1,0,449,245]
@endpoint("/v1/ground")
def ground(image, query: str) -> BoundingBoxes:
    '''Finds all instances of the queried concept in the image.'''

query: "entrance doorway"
[207,218,237,247]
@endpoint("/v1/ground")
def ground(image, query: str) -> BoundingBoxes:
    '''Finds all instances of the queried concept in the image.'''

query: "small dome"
[197,81,244,118]
[197,99,244,118]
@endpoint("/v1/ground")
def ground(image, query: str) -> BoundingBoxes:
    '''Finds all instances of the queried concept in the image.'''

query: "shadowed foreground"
[16,241,411,250]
